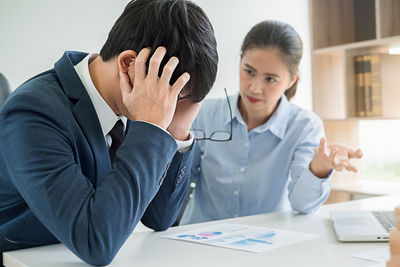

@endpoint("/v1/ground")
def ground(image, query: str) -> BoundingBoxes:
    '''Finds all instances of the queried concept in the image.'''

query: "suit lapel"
[126,120,132,132]
[54,51,111,188]
[72,97,111,188]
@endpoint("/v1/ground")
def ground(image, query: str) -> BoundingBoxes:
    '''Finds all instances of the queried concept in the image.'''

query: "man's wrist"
[172,132,190,141]
[167,125,190,141]
[176,132,194,152]
[139,121,193,152]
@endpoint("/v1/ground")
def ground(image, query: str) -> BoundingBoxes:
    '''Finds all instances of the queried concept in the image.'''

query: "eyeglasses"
[191,88,233,142]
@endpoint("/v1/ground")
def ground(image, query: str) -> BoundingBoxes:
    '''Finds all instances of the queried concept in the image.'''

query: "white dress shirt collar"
[73,54,127,137]
[227,92,290,139]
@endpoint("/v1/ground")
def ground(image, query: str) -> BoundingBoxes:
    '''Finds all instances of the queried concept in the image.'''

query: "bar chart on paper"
[161,224,318,253]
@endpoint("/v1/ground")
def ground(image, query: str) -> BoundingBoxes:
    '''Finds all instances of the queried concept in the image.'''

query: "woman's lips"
[247,96,261,103]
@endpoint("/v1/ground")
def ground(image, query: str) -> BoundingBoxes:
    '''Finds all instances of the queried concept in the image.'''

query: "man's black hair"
[100,0,218,102]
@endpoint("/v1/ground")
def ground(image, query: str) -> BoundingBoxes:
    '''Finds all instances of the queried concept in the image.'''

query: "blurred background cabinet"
[310,0,400,202]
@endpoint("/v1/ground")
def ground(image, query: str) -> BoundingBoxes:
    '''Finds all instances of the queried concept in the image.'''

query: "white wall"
[0,0,312,110]
[196,0,312,110]
[0,0,130,89]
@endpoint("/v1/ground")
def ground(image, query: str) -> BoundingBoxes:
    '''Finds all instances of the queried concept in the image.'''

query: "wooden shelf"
[311,0,400,120]
[311,0,400,200]
[312,51,346,119]
[326,180,400,203]
[323,116,400,122]
[380,0,400,38]
[332,180,400,196]
[311,0,376,49]
[313,35,400,55]
[344,51,400,118]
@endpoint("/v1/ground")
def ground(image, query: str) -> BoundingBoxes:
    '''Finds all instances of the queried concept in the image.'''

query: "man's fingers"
[395,207,400,218]
[171,72,190,97]
[148,47,167,79]
[135,47,152,81]
[160,56,179,87]
[119,71,132,98]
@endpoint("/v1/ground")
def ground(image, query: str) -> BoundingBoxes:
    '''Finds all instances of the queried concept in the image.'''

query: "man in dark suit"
[0,0,218,265]
[0,73,11,108]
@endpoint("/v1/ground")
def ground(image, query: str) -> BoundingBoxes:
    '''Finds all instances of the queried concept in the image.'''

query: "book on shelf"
[353,54,383,117]
[354,55,366,116]
[366,54,383,117]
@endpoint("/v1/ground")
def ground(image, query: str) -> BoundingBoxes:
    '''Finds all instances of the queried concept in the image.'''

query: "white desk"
[4,195,400,267]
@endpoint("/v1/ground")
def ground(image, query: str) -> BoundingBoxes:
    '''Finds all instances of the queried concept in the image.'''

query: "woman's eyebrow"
[244,63,280,77]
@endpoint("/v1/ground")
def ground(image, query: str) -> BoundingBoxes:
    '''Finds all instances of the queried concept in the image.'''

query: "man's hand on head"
[167,98,202,141]
[119,46,190,130]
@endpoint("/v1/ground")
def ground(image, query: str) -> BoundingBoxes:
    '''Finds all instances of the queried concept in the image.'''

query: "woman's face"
[239,47,297,118]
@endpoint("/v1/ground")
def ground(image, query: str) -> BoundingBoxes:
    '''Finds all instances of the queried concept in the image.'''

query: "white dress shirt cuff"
[176,132,194,152]
[137,121,194,153]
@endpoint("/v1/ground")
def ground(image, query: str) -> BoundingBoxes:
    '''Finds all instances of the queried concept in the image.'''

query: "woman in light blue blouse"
[180,20,363,225]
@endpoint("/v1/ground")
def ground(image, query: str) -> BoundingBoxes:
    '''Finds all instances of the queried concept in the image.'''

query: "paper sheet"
[161,223,318,253]
[351,246,390,263]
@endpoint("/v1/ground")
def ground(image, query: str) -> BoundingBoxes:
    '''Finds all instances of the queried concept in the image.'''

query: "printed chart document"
[161,224,318,253]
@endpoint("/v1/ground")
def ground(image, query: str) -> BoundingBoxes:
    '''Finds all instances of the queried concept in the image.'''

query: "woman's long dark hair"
[241,20,303,101]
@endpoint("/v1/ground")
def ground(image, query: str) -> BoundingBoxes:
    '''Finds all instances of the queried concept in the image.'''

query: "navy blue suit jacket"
[0,52,191,266]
